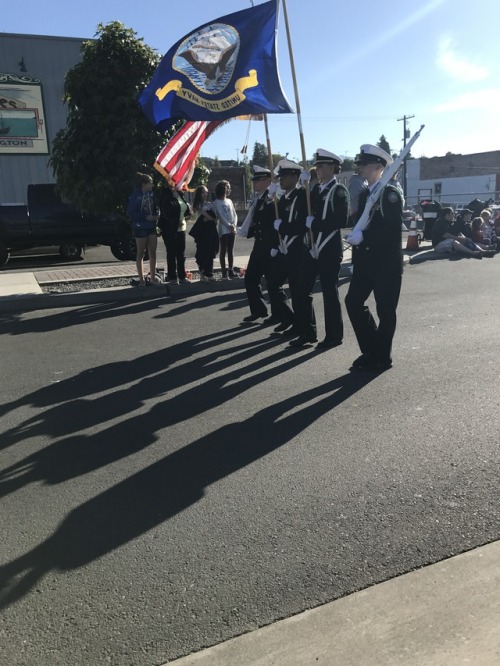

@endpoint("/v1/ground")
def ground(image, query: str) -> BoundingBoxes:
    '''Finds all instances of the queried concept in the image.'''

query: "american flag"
[154,120,225,190]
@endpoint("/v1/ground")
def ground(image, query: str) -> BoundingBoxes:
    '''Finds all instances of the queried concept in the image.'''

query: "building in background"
[406,151,500,209]
[0,33,85,203]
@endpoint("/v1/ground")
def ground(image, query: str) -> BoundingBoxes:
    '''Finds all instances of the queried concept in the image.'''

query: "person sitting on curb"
[432,207,485,258]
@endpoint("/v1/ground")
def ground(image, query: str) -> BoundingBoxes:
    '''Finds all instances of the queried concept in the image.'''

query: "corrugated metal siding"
[0,33,86,203]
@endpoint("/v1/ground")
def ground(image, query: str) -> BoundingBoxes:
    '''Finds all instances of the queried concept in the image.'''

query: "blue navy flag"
[139,0,292,129]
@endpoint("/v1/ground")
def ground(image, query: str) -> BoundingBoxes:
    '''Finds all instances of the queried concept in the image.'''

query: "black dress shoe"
[350,353,371,369]
[274,321,293,333]
[316,338,343,350]
[242,314,265,323]
[262,315,281,326]
[288,336,317,347]
[281,326,300,338]
[358,360,392,372]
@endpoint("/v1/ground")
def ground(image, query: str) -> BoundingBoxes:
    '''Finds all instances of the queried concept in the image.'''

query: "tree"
[341,157,356,172]
[377,135,391,155]
[50,22,176,214]
[190,158,211,188]
[251,141,268,168]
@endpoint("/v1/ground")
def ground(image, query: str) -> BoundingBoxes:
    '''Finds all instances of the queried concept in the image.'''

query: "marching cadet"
[305,149,349,349]
[238,165,293,326]
[273,159,316,346]
[345,144,404,372]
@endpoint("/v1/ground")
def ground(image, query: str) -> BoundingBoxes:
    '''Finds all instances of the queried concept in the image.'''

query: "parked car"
[0,184,135,267]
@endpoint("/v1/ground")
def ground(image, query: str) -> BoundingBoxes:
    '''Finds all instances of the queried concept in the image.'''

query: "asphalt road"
[1,255,499,665]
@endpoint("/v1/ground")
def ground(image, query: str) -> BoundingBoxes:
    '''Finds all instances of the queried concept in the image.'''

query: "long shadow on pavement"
[0,370,376,608]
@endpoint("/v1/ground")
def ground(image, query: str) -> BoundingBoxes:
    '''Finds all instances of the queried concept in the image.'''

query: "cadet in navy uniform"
[273,159,316,345]
[305,149,349,349]
[345,144,404,372]
[239,165,293,325]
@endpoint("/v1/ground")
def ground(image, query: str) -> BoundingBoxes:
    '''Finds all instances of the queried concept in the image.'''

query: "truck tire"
[110,236,135,261]
[0,241,10,266]
[60,242,83,260]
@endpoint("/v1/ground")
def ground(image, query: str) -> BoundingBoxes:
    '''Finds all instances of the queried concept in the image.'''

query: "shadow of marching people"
[0,369,377,609]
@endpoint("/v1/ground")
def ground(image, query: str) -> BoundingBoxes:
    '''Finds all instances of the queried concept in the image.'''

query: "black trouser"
[287,244,316,339]
[195,246,214,277]
[244,244,293,321]
[317,250,343,342]
[345,263,402,363]
[162,231,186,280]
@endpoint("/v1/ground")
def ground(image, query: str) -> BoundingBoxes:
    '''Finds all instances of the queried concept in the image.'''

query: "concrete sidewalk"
[167,540,500,666]
[0,248,361,312]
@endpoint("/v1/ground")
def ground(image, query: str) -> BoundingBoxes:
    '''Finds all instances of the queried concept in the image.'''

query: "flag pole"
[281,0,312,216]
[263,113,279,217]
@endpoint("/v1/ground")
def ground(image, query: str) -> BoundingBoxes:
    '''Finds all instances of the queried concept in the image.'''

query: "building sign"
[0,74,49,154]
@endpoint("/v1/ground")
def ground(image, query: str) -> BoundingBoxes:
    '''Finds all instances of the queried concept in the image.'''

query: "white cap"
[251,165,272,180]
[313,149,343,166]
[274,159,302,176]
[355,144,393,167]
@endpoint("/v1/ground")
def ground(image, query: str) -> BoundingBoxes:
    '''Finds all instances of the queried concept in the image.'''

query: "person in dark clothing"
[238,165,294,325]
[451,208,473,237]
[432,207,483,257]
[305,148,349,349]
[158,183,191,283]
[273,159,316,347]
[345,144,404,372]
[189,185,219,281]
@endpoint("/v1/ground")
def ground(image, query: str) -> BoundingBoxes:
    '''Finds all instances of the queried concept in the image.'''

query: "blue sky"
[3,0,500,163]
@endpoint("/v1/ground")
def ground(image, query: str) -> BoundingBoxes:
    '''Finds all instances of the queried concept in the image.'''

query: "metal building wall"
[0,33,85,203]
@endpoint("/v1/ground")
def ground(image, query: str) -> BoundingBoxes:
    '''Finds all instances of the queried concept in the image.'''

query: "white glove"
[267,182,279,197]
[346,229,364,246]
[273,218,282,231]
[300,170,311,184]
[270,248,279,258]
[306,215,314,229]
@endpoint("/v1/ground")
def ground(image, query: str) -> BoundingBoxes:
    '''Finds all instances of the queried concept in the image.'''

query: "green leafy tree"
[341,157,356,172]
[191,158,211,188]
[50,21,176,214]
[377,135,391,155]
[251,141,268,168]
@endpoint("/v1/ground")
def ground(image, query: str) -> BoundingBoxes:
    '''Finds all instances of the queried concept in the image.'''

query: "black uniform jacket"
[276,186,308,253]
[247,191,280,252]
[310,180,349,255]
[352,184,404,274]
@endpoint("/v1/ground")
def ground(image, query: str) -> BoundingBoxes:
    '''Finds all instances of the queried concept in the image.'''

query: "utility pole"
[397,114,414,199]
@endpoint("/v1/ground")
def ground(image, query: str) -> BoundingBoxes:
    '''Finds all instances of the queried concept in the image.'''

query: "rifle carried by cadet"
[346,125,425,246]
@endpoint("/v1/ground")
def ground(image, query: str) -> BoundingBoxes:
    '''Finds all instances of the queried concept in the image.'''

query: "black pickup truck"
[0,184,135,266]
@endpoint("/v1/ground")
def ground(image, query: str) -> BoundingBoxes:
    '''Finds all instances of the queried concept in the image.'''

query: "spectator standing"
[189,186,219,281]
[126,172,160,289]
[213,180,238,279]
[158,183,191,284]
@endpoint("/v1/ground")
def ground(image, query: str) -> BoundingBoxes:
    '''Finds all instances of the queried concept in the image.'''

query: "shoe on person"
[288,335,317,347]
[242,314,264,323]
[316,338,343,350]
[262,315,280,326]
[281,326,300,338]
[274,321,293,333]
[358,359,392,372]
[350,353,371,369]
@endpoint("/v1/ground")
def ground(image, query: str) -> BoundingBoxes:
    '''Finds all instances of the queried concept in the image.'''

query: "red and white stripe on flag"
[154,120,224,189]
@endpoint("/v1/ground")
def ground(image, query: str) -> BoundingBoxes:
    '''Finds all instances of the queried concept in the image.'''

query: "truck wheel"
[110,236,135,261]
[0,241,10,266]
[60,242,83,260]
